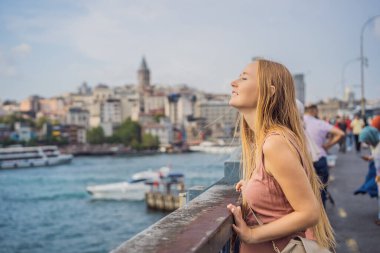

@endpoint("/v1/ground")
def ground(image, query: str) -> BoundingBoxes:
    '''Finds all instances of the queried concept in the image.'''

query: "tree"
[142,133,159,149]
[0,114,35,130]
[86,126,105,144]
[36,117,50,130]
[113,118,141,146]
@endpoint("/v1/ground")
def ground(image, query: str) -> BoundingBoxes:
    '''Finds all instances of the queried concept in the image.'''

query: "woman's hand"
[235,180,245,192]
[227,204,256,244]
[361,155,373,162]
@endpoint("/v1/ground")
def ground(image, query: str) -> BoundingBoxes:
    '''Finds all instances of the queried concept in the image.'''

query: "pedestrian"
[296,100,320,163]
[371,115,380,131]
[358,126,380,225]
[351,114,365,153]
[345,115,353,151]
[304,105,344,207]
[226,59,335,252]
[335,116,347,153]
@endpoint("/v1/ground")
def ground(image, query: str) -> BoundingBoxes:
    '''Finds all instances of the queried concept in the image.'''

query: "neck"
[305,112,314,117]
[241,108,256,131]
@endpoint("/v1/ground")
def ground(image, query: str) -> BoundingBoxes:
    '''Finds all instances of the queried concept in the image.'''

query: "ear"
[270,85,276,97]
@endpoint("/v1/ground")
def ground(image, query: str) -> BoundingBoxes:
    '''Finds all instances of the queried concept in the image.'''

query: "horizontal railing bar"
[111,182,240,253]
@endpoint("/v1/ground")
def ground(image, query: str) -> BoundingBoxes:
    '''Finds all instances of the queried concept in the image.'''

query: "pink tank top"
[240,133,312,253]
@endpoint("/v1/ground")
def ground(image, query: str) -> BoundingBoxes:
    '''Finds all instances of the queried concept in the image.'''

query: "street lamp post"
[360,14,380,117]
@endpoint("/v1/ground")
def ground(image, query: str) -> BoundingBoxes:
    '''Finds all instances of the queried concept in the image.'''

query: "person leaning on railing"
[226,59,335,252]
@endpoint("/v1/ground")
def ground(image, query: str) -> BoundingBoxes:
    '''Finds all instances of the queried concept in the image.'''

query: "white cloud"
[0,50,17,77]
[11,43,32,56]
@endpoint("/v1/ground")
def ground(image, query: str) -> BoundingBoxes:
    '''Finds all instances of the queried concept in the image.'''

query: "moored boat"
[189,141,237,154]
[0,146,73,169]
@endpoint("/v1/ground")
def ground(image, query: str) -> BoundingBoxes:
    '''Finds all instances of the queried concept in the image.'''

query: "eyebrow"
[240,72,248,76]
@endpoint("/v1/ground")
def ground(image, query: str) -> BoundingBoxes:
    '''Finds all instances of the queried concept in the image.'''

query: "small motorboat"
[86,166,170,200]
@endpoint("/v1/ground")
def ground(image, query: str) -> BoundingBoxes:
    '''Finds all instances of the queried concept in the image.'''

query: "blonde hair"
[239,59,335,249]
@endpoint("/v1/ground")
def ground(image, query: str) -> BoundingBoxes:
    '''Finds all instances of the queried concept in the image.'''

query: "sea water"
[0,152,230,253]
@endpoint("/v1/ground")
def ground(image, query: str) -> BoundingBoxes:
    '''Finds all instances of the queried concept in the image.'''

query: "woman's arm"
[228,135,320,244]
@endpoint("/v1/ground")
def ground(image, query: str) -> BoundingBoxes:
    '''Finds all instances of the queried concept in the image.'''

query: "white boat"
[86,166,171,200]
[0,145,73,169]
[189,141,237,154]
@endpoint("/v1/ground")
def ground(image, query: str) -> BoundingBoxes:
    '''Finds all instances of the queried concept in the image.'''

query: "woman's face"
[229,62,259,111]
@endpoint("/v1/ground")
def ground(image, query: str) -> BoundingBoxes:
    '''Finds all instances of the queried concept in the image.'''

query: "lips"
[232,91,239,96]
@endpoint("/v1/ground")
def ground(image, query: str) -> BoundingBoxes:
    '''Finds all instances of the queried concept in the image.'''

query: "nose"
[231,79,238,87]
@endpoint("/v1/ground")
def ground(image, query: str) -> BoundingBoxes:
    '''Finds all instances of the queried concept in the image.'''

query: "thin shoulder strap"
[249,207,263,225]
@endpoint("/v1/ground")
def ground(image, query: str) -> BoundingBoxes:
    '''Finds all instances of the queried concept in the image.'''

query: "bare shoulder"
[262,134,290,155]
[262,134,301,174]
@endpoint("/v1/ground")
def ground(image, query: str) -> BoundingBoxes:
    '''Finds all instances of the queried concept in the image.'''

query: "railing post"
[187,185,206,202]
[179,192,187,207]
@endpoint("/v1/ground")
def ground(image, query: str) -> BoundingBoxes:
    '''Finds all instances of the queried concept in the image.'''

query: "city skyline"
[0,0,380,103]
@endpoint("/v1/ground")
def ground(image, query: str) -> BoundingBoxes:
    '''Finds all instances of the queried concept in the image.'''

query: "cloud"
[0,50,17,77]
[0,44,32,78]
[11,43,32,56]
[2,1,234,87]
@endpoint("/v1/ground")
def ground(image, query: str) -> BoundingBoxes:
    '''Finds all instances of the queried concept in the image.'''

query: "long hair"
[239,59,335,249]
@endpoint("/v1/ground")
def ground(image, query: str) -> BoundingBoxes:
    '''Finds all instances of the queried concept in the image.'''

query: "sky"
[0,0,379,103]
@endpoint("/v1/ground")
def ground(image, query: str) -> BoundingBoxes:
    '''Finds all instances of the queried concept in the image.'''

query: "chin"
[229,99,239,109]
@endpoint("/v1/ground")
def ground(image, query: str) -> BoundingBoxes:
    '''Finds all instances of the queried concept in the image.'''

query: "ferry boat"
[0,146,73,169]
[189,141,237,154]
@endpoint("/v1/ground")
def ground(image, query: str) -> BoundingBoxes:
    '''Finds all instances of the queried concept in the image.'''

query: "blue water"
[0,152,230,253]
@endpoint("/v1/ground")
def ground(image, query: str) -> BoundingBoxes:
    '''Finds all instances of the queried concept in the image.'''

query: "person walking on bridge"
[359,126,380,225]
[303,104,344,207]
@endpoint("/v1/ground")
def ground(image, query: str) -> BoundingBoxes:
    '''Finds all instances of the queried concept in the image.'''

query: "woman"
[226,59,335,252]
[359,126,380,224]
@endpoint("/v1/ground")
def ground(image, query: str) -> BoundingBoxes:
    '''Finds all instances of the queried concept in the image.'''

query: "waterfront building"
[143,118,173,146]
[184,117,206,145]
[93,84,114,101]
[38,97,66,122]
[100,99,122,125]
[1,100,19,115]
[293,74,305,104]
[14,122,33,142]
[194,96,238,140]
[65,107,90,129]
[165,93,195,127]
[78,82,92,95]
[119,96,140,122]
[19,95,41,116]
[66,125,87,144]
[0,123,12,142]
[144,94,166,115]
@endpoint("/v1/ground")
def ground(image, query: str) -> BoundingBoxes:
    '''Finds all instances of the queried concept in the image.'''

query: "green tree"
[142,133,159,149]
[113,118,141,146]
[35,116,50,130]
[0,114,35,130]
[86,126,105,144]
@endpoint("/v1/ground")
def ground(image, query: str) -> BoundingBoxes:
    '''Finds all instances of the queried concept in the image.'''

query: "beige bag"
[250,208,332,253]
[271,236,332,253]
